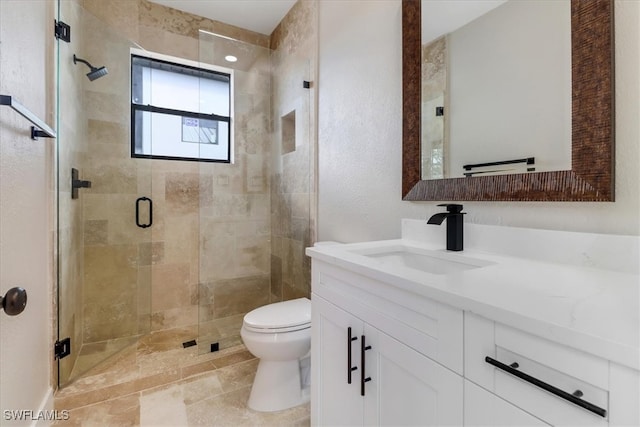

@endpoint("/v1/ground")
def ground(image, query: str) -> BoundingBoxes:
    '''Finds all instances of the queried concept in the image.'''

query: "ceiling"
[148,0,297,35]
[422,0,508,43]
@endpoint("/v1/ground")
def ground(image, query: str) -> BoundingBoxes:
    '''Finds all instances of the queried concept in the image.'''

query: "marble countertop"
[306,234,640,371]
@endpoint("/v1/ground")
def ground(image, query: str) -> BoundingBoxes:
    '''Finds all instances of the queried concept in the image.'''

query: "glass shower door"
[196,29,314,355]
[196,31,274,354]
[56,0,152,387]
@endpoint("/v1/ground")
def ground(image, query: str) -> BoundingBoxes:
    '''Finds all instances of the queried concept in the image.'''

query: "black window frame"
[130,53,232,163]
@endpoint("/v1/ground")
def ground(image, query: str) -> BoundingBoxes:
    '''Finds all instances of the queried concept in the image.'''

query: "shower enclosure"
[56,0,315,387]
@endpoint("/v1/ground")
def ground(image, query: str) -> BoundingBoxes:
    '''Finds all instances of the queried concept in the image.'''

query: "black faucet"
[427,204,465,251]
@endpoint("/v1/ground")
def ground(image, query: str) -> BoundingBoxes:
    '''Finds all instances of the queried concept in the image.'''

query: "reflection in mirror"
[421,0,571,180]
[402,0,614,202]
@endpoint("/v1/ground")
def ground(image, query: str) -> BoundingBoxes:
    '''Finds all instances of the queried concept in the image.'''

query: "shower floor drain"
[182,340,197,348]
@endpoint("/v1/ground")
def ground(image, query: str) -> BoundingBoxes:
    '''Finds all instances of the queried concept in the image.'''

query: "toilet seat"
[243,297,311,334]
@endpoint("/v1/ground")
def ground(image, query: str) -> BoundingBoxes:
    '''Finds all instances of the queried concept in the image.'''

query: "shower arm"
[73,55,96,70]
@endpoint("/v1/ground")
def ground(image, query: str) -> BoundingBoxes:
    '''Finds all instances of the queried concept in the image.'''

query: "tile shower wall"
[79,0,273,340]
[56,0,273,374]
[421,37,446,180]
[59,0,316,384]
[269,0,318,302]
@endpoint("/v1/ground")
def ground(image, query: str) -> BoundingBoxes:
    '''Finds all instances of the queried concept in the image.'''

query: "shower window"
[131,49,233,162]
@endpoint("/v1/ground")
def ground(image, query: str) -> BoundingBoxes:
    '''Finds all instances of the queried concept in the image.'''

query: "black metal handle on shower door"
[484,356,607,418]
[347,327,358,384]
[135,197,153,228]
[360,335,372,396]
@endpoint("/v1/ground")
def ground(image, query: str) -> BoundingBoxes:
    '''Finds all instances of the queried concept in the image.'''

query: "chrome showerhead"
[73,54,108,81]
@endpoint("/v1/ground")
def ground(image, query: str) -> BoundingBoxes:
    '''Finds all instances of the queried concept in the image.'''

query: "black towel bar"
[463,157,535,171]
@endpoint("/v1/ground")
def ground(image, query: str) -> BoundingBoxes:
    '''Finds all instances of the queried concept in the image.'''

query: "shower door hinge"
[54,337,71,360]
[54,20,71,43]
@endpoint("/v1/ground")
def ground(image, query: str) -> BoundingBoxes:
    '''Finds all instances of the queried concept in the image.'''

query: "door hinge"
[55,337,71,360]
[55,20,71,43]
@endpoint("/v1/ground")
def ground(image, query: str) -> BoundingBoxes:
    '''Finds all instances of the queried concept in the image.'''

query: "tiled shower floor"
[54,328,310,426]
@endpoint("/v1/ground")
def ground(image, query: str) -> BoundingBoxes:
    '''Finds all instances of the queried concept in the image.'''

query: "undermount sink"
[349,245,493,275]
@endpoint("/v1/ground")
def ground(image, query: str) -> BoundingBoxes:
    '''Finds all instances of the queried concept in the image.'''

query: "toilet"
[240,297,311,412]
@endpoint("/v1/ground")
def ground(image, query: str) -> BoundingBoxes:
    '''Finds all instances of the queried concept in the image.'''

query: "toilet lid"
[243,297,311,331]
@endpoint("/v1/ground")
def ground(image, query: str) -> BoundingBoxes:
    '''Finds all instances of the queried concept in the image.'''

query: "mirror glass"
[421,0,572,180]
[402,0,614,202]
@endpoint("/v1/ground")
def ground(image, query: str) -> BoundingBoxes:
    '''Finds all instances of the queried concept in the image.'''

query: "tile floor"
[54,328,310,426]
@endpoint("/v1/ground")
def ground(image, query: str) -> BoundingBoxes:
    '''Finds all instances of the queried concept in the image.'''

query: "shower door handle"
[135,197,153,228]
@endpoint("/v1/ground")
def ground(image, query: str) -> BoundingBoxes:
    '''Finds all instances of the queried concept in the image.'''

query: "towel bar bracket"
[1,95,56,139]
[31,126,55,140]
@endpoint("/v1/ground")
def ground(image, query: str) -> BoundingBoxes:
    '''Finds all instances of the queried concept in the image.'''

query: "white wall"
[0,1,54,425]
[448,0,571,176]
[318,0,640,242]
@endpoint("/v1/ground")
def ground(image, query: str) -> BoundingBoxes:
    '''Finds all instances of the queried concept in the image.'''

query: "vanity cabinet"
[311,262,464,426]
[310,255,639,426]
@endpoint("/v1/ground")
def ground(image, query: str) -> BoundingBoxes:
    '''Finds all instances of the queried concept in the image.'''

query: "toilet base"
[248,359,310,412]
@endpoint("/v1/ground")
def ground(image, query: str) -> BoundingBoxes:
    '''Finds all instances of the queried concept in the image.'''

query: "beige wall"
[0,0,56,422]
[318,0,640,242]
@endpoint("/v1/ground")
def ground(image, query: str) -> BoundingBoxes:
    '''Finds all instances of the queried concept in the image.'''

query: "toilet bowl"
[240,297,311,412]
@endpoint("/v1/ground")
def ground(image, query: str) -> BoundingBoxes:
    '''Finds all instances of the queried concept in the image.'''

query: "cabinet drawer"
[312,260,463,374]
[465,312,609,426]
[465,380,550,426]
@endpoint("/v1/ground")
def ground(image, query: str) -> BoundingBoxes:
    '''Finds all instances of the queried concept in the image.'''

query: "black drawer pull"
[361,335,372,396]
[347,327,358,384]
[485,356,607,418]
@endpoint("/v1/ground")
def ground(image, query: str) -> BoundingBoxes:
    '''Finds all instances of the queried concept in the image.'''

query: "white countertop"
[306,223,640,371]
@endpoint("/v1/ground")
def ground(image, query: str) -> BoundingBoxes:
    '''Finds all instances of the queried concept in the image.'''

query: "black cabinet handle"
[347,327,358,384]
[361,335,372,396]
[136,197,153,228]
[485,356,607,418]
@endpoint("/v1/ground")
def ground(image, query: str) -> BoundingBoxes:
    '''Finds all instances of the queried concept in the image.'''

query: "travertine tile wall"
[57,0,316,383]
[421,37,447,180]
[77,0,273,349]
[269,0,317,302]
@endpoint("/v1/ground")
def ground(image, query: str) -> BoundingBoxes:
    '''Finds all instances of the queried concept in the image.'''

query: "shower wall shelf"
[0,95,56,140]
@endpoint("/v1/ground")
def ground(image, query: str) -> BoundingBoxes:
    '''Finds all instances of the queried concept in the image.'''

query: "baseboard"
[31,387,54,427]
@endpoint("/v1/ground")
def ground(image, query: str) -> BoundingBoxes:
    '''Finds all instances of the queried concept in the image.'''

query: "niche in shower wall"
[281,110,296,154]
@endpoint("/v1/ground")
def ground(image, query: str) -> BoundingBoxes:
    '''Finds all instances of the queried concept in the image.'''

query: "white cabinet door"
[465,380,550,426]
[313,294,464,426]
[312,295,363,426]
[364,325,464,426]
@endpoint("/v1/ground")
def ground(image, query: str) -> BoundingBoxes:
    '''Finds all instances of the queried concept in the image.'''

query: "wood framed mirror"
[402,0,614,201]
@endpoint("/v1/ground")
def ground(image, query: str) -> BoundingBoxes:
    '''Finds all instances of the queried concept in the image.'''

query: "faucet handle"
[437,203,464,213]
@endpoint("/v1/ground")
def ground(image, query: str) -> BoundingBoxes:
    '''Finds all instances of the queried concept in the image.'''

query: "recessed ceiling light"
[225,55,238,63]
